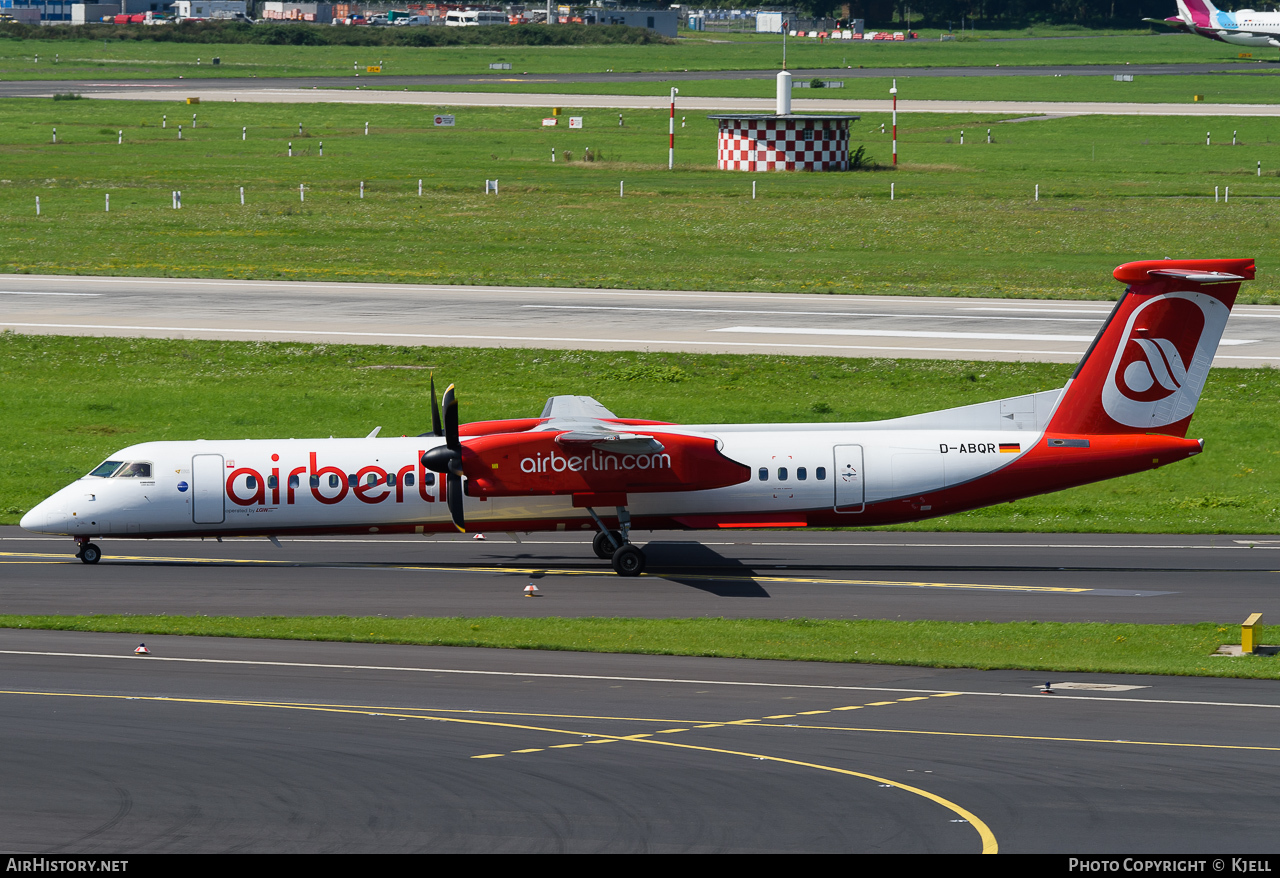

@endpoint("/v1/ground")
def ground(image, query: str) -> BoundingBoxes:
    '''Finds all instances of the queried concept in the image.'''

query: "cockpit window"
[88,460,123,478]
[114,462,152,478]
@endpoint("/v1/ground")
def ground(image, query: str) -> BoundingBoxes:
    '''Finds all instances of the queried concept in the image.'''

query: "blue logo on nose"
[177,481,189,492]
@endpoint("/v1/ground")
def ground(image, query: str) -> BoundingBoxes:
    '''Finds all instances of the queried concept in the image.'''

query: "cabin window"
[422,473,435,487]
[347,474,358,488]
[245,475,257,489]
[88,460,123,478]
[387,472,397,488]
[778,467,788,481]
[816,467,827,480]
[758,467,768,481]
[405,472,416,487]
[310,475,320,488]
[329,474,340,489]
[797,467,807,481]
[289,475,300,489]
[267,475,278,489]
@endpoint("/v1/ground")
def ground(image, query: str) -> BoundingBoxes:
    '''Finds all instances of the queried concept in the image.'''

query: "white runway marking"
[523,304,1106,323]
[3,649,1279,710]
[712,325,1257,345]
[0,291,100,297]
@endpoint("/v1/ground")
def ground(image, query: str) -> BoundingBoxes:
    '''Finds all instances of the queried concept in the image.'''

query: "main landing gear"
[75,538,101,565]
[584,506,646,577]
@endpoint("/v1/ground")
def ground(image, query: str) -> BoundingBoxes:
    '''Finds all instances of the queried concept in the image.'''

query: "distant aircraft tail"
[1046,258,1255,438]
[1175,0,1217,27]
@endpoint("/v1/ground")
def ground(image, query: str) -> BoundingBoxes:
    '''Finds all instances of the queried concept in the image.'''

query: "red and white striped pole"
[890,79,898,167]
[669,87,679,170]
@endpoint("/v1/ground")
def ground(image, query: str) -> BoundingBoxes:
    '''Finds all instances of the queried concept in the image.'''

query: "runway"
[3,528,1277,624]
[3,628,1278,852]
[3,273,1279,365]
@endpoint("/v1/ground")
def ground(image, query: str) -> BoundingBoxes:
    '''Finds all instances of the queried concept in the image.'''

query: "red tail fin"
[1047,258,1255,438]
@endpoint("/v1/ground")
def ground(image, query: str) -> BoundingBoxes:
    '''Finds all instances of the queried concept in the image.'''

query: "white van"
[445,9,508,26]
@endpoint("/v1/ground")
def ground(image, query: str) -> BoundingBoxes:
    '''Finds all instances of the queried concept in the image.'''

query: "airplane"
[21,257,1254,576]
[1147,0,1280,49]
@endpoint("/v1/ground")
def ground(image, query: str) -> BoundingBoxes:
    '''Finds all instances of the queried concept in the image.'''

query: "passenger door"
[833,445,864,513]
[192,454,225,524]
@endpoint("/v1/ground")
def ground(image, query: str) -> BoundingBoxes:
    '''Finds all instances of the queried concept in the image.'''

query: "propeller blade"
[442,384,460,451]
[446,473,465,532]
[430,374,443,438]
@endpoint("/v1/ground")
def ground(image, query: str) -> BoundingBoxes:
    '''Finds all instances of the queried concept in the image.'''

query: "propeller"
[417,373,444,438]
[421,383,466,532]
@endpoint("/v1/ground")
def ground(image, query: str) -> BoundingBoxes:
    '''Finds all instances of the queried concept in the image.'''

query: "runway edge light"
[134,643,150,656]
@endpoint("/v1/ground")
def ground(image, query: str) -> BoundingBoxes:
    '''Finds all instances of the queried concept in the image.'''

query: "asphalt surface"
[2,627,1278,853]
[0,62,1271,97]
[3,273,1279,365]
[4,528,1278,624]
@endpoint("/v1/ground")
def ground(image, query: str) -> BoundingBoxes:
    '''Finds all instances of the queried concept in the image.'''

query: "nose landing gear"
[75,539,101,565]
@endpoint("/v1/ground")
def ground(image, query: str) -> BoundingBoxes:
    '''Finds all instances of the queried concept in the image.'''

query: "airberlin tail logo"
[1101,292,1228,428]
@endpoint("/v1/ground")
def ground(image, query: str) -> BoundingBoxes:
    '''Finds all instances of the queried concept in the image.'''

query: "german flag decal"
[999,443,1021,454]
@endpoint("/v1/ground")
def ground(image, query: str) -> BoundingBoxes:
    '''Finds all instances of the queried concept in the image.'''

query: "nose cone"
[20,502,49,533]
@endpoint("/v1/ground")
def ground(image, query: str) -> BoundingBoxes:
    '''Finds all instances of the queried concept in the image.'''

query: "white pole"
[172,190,177,209]
[987,128,991,144]
[752,180,756,200]
[35,196,39,216]
[52,127,56,143]
[619,113,623,127]
[419,179,423,196]
[1259,161,1262,177]
[178,125,183,141]
[620,180,624,197]
[288,142,293,157]
[1207,131,1211,146]
[177,191,181,209]
[163,115,166,129]
[960,129,964,145]
[1226,186,1230,202]
[1215,186,1219,202]
[192,113,196,129]
[365,122,369,135]
[890,80,897,167]
[552,147,555,163]
[242,127,246,141]
[299,122,303,136]
[1035,184,1039,202]
[240,186,244,205]
[669,87,679,170]
[1233,130,1237,146]
[118,130,122,145]
[890,182,894,200]
[319,141,323,157]
[300,183,304,202]
[105,193,109,212]
[360,181,364,199]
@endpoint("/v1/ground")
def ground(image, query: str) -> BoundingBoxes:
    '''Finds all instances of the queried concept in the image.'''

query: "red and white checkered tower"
[709,71,860,172]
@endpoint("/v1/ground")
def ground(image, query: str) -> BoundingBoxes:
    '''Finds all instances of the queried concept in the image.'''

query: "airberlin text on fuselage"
[223,451,439,507]
[520,450,672,474]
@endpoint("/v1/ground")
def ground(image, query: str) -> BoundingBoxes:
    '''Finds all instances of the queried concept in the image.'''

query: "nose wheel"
[592,529,625,560]
[77,542,101,565]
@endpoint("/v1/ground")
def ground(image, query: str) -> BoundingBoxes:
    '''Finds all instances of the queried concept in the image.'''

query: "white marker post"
[105,193,109,212]
[35,196,39,216]
[620,180,624,197]
[619,113,623,127]
[669,87,678,170]
[118,130,122,145]
[1035,184,1039,202]
[288,142,293,157]
[1259,161,1262,177]
[178,125,183,141]
[365,122,369,135]
[753,180,756,200]
[1233,130,1237,146]
[299,122,303,136]
[1207,131,1211,146]
[960,129,964,145]
[890,80,897,167]
[552,147,555,163]
[987,128,991,144]
[163,115,166,129]
[360,181,364,199]
[319,141,323,157]
[300,183,304,203]
[192,113,196,129]
[52,127,56,143]
[240,186,244,205]
[172,191,177,209]
[1215,186,1219,202]
[890,182,895,200]
[242,127,246,141]
[418,179,423,196]
[1226,186,1230,202]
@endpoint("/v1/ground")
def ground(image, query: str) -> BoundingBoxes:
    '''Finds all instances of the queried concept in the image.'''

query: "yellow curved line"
[0,688,997,853]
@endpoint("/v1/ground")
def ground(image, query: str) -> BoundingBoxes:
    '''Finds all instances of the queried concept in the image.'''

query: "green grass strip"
[6,615,1277,679]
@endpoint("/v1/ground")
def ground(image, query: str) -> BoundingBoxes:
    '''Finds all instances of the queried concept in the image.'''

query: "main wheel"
[592,530,624,560]
[611,544,645,577]
[79,543,101,565]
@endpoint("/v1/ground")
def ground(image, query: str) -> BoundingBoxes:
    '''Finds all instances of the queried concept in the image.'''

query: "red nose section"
[459,431,751,498]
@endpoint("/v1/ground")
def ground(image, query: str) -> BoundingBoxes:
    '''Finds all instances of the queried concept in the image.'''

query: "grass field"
[2,615,1275,679]
[4,333,1279,533]
[0,31,1259,80]
[3,98,1280,299]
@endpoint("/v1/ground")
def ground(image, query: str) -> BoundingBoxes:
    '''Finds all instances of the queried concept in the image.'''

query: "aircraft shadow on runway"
[635,541,771,597]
